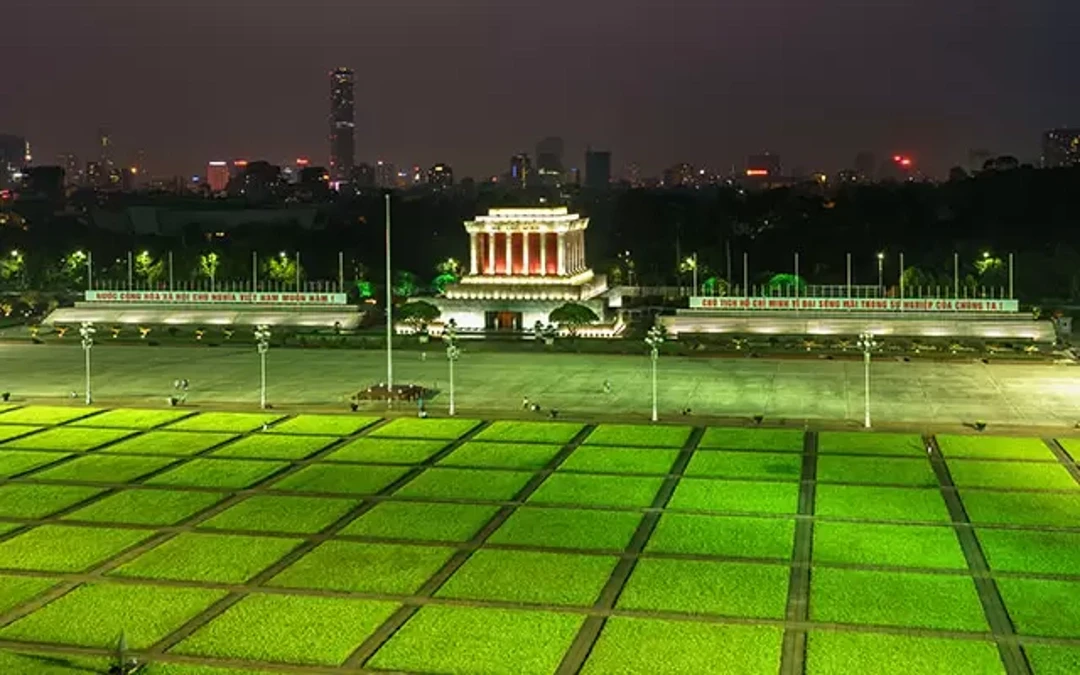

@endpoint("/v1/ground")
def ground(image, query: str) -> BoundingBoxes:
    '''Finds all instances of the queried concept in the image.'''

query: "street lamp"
[856,331,879,428]
[443,319,461,416]
[645,325,666,422]
[79,322,95,405]
[254,325,271,409]
[681,254,699,295]
[876,252,884,292]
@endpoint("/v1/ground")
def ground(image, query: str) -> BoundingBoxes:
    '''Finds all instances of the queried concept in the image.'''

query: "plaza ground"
[0,407,1077,674]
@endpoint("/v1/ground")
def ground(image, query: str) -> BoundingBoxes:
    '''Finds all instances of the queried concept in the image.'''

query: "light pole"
[254,325,271,409]
[385,193,394,404]
[856,331,879,428]
[444,319,460,416]
[79,322,95,405]
[645,325,666,422]
[876,252,884,293]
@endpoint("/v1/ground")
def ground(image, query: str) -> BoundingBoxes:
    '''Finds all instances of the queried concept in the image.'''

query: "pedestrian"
[602,380,612,394]
[421,351,427,361]
[522,396,530,410]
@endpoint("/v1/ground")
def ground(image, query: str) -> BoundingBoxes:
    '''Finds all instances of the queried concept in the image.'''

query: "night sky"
[4,0,1078,179]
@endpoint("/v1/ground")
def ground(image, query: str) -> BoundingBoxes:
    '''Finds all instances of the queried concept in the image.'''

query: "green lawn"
[62,489,224,526]
[210,434,338,460]
[1059,437,1080,459]
[976,528,1080,575]
[172,594,398,666]
[2,427,133,452]
[0,582,225,649]
[270,464,409,495]
[810,567,988,631]
[812,522,967,569]
[0,575,59,614]
[645,513,795,560]
[322,437,448,464]
[617,558,790,618]
[266,414,379,436]
[68,408,190,429]
[198,495,358,534]
[936,434,1054,460]
[816,455,937,487]
[110,532,303,583]
[528,473,664,508]
[805,631,1005,675]
[585,424,692,448]
[683,450,802,480]
[698,427,805,452]
[367,604,583,675]
[997,578,1080,638]
[815,485,951,522]
[473,420,584,444]
[145,458,287,489]
[488,507,642,551]
[0,450,69,478]
[100,430,237,457]
[558,446,679,474]
[0,525,152,572]
[164,412,285,433]
[0,425,43,442]
[267,540,454,594]
[394,467,534,501]
[947,460,1078,491]
[0,406,101,426]
[959,490,1080,527]
[1024,644,1080,675]
[582,618,783,675]
[0,484,105,519]
[667,478,799,514]
[437,549,617,606]
[817,432,925,456]
[369,417,481,440]
[31,454,177,483]
[437,441,564,470]
[339,502,499,542]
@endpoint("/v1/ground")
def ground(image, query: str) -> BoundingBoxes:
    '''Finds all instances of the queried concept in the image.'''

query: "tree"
[394,270,419,298]
[134,250,165,286]
[549,303,599,337]
[264,253,302,286]
[397,300,441,336]
[198,252,220,282]
[766,273,805,295]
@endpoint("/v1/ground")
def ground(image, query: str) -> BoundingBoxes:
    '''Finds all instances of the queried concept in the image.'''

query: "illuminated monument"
[435,207,608,331]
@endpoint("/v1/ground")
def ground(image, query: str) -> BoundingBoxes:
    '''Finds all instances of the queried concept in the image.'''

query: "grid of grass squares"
[0,404,1077,674]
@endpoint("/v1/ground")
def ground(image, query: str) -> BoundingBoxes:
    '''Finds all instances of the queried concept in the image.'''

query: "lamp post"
[856,331,879,428]
[876,252,884,293]
[645,325,666,422]
[254,325,271,409]
[444,319,460,416]
[79,322,95,405]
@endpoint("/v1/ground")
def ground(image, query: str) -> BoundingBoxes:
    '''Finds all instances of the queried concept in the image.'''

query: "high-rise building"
[0,135,27,189]
[1041,128,1080,168]
[509,153,531,187]
[663,162,695,187]
[623,162,642,187]
[428,163,453,188]
[98,128,113,170]
[746,152,782,178]
[57,153,80,186]
[535,137,564,186]
[375,160,396,189]
[85,161,103,188]
[352,163,376,188]
[207,161,230,192]
[584,148,611,189]
[329,67,356,182]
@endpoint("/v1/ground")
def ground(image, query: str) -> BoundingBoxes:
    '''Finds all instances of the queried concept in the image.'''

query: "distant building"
[410,165,425,186]
[98,128,113,170]
[58,153,80,186]
[1041,128,1080,168]
[0,135,27,189]
[853,151,876,181]
[428,163,453,187]
[584,148,611,189]
[663,162,695,187]
[746,152,782,178]
[535,137,564,186]
[352,162,376,188]
[623,162,642,187]
[509,153,531,187]
[85,161,104,189]
[328,67,355,182]
[207,161,230,192]
[375,161,396,189]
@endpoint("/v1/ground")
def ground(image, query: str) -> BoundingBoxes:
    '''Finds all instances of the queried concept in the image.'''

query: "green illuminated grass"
[172,594,398,665]
[2,427,133,452]
[68,408,190,429]
[111,532,302,583]
[618,558,789,618]
[1059,437,1080,459]
[582,618,783,675]
[322,437,448,464]
[438,441,563,470]
[998,578,1080,638]
[473,421,584,444]
[271,464,409,495]
[369,417,481,439]
[667,478,799,514]
[62,489,224,526]
[268,540,453,594]
[146,458,287,489]
[438,549,617,606]
[395,468,533,501]
[0,425,43,442]
[815,485,951,522]
[585,424,691,448]
[488,507,642,551]
[0,406,100,426]
[266,414,379,436]
[684,450,801,480]
[936,434,1053,460]
[367,605,583,675]
[645,513,795,559]
[817,432,925,456]
[0,582,225,649]
[813,522,966,569]
[0,484,104,519]
[165,412,284,433]
[699,427,804,452]
[199,495,358,534]
[816,455,937,486]
[0,525,152,572]
[976,528,1080,575]
[211,434,337,460]
[1024,644,1080,675]
[948,460,1077,491]
[31,454,176,483]
[529,473,663,508]
[960,490,1080,527]
[805,631,1005,675]
[0,450,69,478]
[810,568,988,630]
[559,446,679,474]
[339,502,499,542]
[0,575,58,614]
[101,430,237,456]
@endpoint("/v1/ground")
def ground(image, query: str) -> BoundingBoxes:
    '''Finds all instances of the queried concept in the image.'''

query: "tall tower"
[98,128,113,170]
[328,67,355,182]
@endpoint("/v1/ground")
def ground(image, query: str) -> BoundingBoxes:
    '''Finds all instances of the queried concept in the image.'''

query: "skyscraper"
[584,147,611,189]
[428,163,453,188]
[98,128,113,170]
[535,137,564,186]
[0,135,27,189]
[375,160,396,189]
[1041,129,1080,168]
[328,67,355,182]
[509,153,531,187]
[207,161,230,192]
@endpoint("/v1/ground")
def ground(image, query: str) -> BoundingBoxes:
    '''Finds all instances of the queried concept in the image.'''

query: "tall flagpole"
[385,193,394,403]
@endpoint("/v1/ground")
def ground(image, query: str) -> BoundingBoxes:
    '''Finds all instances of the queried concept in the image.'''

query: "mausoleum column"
[469,233,479,275]
[522,232,531,276]
[487,233,495,275]
[557,232,566,275]
[539,231,548,276]
[504,231,513,276]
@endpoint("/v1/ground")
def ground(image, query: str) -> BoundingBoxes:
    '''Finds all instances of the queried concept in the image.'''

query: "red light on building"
[233,159,248,168]
[296,158,310,166]
[746,169,769,177]
[900,158,912,167]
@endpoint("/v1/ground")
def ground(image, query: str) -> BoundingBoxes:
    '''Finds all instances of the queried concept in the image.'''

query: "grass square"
[810,568,987,631]
[0,484,104,518]
[618,558,789,618]
[585,424,691,448]
[0,525,152,571]
[211,434,337,460]
[1059,437,1080,459]
[667,478,799,514]
[62,489,224,526]
[0,575,59,614]
[2,427,133,452]
[817,432,925,456]
[0,406,100,426]
[815,485,951,522]
[395,467,533,501]
[529,473,663,508]
[1024,644,1080,674]
[998,578,1080,638]
[559,446,679,474]
[816,455,937,486]
[102,431,237,457]
[699,427,805,451]
[322,437,447,464]
[960,490,1080,527]
[267,414,379,436]
[271,464,409,495]
[438,549,616,606]
[976,528,1080,574]
[268,540,453,593]
[369,417,481,439]
[200,495,358,534]
[645,513,795,559]
[488,507,642,550]
[948,460,1077,491]
[805,631,1005,675]
[0,450,69,478]
[438,441,563,470]
[0,649,108,673]
[0,582,225,649]
[937,434,1054,460]
[684,450,802,480]
[172,594,398,666]
[69,408,190,429]
[367,604,583,675]
[813,522,966,569]
[582,618,783,675]
[473,421,584,444]
[339,502,499,542]
[0,425,43,442]
[32,454,177,483]
[145,458,287,489]
[164,412,284,433]
[110,532,302,583]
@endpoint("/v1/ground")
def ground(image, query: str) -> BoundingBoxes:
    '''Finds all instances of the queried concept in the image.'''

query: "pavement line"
[779,429,815,675]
